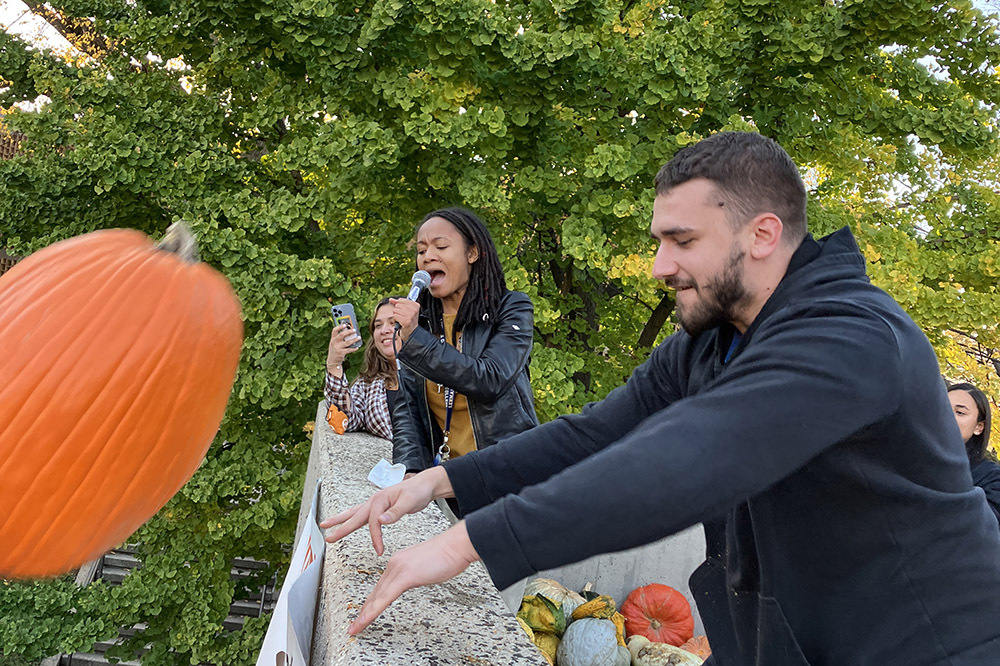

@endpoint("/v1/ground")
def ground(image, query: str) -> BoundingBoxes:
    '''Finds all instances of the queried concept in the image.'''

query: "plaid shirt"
[324,372,393,441]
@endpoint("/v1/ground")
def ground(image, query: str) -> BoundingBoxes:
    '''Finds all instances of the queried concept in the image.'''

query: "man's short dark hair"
[655,132,808,245]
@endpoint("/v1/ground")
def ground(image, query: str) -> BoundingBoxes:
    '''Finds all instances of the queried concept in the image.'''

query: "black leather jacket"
[391,290,539,473]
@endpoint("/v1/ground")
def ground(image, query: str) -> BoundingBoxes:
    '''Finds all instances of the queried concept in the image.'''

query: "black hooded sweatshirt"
[446,228,1000,666]
[972,458,1000,527]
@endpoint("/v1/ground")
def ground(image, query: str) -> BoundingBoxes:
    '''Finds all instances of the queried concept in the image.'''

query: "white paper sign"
[256,480,325,666]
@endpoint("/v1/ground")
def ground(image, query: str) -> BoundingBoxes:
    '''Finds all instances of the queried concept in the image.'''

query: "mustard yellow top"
[425,314,476,459]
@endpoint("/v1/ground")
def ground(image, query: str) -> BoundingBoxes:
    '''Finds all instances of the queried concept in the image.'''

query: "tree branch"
[637,292,675,348]
[21,0,111,58]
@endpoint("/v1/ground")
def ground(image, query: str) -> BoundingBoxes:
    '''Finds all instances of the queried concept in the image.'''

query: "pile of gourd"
[515,578,711,666]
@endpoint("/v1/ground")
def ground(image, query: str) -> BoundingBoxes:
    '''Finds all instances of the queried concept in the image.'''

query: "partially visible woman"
[390,207,539,474]
[947,382,999,526]
[324,297,399,440]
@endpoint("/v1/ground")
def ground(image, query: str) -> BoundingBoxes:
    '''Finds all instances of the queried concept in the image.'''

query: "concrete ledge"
[302,402,547,665]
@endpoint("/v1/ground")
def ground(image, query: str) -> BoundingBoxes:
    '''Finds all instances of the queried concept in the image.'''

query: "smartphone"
[331,303,363,349]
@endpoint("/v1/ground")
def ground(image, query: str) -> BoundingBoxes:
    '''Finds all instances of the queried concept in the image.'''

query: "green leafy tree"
[2,0,999,662]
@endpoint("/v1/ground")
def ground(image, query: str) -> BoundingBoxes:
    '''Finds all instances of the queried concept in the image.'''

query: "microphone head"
[411,270,431,289]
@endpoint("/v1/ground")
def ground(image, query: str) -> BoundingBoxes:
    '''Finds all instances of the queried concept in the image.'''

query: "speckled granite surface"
[303,402,547,666]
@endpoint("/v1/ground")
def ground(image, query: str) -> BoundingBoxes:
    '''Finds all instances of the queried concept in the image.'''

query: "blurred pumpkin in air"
[0,222,242,578]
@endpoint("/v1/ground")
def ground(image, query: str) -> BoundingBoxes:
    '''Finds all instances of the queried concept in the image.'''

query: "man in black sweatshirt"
[324,132,1000,665]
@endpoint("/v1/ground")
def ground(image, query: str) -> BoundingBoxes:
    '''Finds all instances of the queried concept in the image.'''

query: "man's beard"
[670,246,751,336]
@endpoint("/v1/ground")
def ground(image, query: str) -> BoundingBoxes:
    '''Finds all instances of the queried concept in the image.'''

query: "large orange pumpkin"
[0,222,242,579]
[620,583,694,646]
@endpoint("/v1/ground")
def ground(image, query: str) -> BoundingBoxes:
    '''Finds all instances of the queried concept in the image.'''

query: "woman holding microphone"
[388,207,538,475]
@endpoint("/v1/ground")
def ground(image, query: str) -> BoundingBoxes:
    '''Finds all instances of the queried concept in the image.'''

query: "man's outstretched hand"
[347,521,481,635]
[320,466,474,634]
[320,465,454,555]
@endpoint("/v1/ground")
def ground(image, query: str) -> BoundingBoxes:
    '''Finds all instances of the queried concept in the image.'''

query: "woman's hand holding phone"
[326,323,361,377]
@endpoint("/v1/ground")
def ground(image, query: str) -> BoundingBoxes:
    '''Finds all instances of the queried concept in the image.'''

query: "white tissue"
[367,458,406,488]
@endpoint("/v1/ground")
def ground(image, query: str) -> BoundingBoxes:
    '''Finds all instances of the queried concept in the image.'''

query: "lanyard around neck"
[433,318,461,466]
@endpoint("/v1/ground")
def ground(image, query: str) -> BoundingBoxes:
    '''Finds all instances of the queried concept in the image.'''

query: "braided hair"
[415,207,507,344]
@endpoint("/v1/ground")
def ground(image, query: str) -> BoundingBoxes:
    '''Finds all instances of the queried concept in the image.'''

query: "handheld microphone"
[394,269,433,346]
[406,270,431,301]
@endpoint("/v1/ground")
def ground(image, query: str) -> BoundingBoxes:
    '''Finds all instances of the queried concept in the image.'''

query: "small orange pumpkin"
[0,222,242,579]
[679,635,712,660]
[621,583,694,646]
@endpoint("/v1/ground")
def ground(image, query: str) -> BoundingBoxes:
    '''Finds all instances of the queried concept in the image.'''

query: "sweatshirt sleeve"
[445,339,685,515]
[464,309,904,589]
[396,291,534,403]
[973,461,1000,527]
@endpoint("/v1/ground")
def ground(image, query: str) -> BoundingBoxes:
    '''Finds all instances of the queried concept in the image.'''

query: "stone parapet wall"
[300,401,547,665]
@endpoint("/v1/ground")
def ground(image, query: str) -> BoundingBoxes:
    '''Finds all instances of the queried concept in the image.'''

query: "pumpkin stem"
[157,221,199,263]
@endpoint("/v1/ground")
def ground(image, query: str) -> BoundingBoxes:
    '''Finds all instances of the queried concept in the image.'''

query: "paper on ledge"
[368,458,406,488]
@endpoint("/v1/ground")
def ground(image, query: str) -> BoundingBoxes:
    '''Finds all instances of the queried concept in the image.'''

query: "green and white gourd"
[524,578,587,624]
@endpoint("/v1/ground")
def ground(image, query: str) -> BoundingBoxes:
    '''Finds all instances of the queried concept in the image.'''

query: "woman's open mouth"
[429,270,446,287]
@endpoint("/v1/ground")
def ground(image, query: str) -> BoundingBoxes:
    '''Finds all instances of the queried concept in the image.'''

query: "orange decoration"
[0,223,243,579]
[326,404,348,435]
[621,583,695,646]
[679,635,712,659]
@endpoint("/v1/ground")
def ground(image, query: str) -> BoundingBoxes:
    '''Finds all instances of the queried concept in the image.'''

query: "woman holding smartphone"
[390,207,539,474]
[324,297,400,440]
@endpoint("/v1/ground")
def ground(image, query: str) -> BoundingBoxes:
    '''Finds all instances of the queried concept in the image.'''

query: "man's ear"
[748,213,784,260]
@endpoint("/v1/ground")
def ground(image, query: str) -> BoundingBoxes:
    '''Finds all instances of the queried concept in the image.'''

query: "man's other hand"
[320,466,454,555]
[348,521,480,635]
